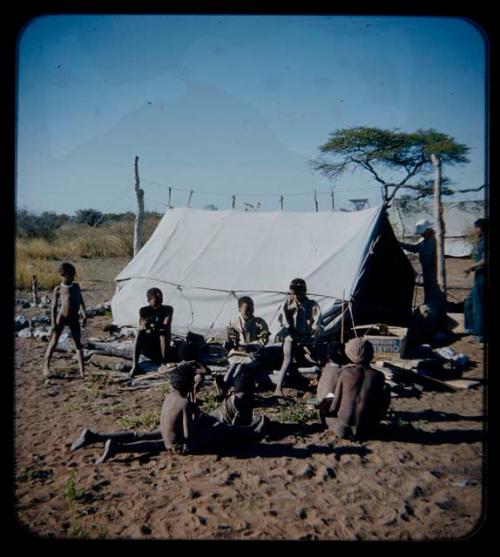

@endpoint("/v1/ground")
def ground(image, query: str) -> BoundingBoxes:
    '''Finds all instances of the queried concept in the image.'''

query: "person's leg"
[69,321,85,377]
[43,326,63,377]
[71,428,162,451]
[96,438,166,464]
[274,338,295,396]
[224,362,239,386]
[473,276,485,342]
[130,330,148,376]
[464,293,474,333]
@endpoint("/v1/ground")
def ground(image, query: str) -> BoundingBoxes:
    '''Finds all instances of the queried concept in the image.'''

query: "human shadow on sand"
[378,423,485,445]
[391,409,486,424]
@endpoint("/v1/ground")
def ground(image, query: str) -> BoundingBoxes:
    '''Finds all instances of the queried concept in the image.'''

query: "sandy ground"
[14,256,486,541]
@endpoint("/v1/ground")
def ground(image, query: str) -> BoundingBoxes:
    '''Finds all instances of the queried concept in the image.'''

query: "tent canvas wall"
[111,206,415,338]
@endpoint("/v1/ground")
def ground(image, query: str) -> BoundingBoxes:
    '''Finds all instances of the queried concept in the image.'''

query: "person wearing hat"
[464,218,487,343]
[273,278,323,397]
[400,219,444,307]
[316,337,391,440]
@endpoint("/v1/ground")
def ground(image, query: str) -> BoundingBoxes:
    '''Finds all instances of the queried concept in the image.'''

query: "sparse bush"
[117,409,161,431]
[62,472,85,501]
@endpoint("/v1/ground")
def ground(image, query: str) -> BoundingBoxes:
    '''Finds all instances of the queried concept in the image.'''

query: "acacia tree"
[310,127,470,202]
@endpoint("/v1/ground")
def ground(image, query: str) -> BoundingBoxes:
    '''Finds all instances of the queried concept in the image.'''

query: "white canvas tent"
[112,205,415,338]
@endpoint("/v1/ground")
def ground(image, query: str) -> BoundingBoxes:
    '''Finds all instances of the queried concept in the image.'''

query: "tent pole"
[340,289,345,343]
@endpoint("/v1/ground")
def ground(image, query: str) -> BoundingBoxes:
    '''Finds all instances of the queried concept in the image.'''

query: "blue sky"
[17,15,487,214]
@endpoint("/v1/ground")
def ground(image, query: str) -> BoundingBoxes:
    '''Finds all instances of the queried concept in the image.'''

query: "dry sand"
[14,256,485,540]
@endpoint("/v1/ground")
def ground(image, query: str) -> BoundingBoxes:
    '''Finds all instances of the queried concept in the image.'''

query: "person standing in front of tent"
[464,218,487,344]
[399,219,445,309]
[274,278,323,397]
[316,338,391,440]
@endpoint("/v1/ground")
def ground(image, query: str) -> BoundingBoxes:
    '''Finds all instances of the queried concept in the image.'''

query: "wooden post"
[431,153,447,295]
[232,195,236,209]
[133,156,144,257]
[32,274,39,306]
[187,189,194,207]
[279,195,284,211]
[330,188,335,211]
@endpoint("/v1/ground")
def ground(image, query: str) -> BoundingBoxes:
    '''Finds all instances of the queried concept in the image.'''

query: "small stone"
[297,508,308,520]
[301,464,316,479]
[436,499,454,511]
[323,466,336,480]
[140,524,152,535]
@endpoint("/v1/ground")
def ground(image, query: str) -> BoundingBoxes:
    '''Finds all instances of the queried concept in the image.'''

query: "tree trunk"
[133,156,144,257]
[431,153,447,295]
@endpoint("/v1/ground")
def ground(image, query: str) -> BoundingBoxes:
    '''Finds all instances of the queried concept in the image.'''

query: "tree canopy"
[310,127,470,202]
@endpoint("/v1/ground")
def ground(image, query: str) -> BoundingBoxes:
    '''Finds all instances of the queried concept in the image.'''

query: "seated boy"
[274,278,323,397]
[70,346,267,463]
[43,262,87,378]
[219,296,270,392]
[130,288,174,377]
[316,338,391,440]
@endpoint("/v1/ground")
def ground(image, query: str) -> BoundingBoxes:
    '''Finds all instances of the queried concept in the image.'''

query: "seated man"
[130,288,174,378]
[316,337,391,440]
[211,370,256,426]
[70,345,267,463]
[220,296,270,392]
[274,278,323,397]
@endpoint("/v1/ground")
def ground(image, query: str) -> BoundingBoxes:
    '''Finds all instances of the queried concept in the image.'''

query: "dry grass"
[16,219,159,289]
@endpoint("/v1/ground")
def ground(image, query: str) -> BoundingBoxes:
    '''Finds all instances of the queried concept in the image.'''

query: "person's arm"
[465,257,485,275]
[158,307,173,364]
[50,286,60,331]
[138,308,147,330]
[78,285,87,328]
[256,318,271,346]
[310,302,324,338]
[399,241,419,253]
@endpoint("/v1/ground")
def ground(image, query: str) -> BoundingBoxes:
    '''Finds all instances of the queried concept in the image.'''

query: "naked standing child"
[43,262,87,378]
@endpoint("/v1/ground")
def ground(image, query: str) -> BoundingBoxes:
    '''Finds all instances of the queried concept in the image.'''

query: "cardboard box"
[353,325,408,360]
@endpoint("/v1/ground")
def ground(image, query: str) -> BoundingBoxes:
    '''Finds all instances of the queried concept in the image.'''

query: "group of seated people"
[70,277,392,464]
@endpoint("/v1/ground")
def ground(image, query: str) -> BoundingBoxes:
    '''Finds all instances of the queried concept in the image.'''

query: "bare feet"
[128,364,141,378]
[95,439,118,464]
[70,428,99,451]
